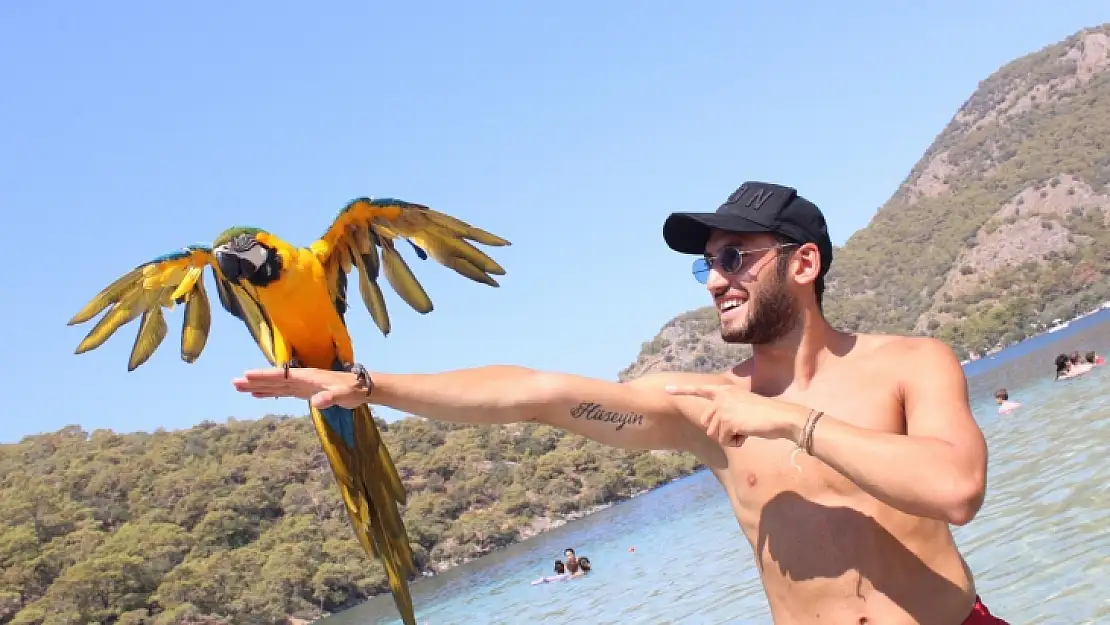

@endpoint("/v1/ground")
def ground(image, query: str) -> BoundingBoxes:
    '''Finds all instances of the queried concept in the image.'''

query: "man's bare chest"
[718,382,904,530]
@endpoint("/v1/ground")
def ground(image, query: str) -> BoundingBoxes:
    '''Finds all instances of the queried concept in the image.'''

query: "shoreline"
[303,470,700,623]
[960,301,1110,364]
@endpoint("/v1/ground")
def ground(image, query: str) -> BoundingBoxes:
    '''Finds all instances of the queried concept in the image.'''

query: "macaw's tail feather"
[309,403,417,625]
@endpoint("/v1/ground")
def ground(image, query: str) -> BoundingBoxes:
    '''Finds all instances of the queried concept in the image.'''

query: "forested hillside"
[0,418,696,624]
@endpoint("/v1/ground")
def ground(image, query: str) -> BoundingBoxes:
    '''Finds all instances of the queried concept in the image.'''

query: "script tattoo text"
[569,402,645,431]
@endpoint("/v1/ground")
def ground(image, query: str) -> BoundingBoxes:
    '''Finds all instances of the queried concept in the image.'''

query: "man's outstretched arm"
[233,365,727,467]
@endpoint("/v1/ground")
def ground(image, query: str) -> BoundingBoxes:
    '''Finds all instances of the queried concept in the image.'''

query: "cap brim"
[663,212,774,255]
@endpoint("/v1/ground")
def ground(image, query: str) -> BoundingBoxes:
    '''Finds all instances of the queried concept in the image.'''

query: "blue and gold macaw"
[67,197,510,625]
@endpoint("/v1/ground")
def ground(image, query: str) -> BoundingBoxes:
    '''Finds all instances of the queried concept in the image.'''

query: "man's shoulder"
[850,334,964,395]
[859,333,959,363]
[854,333,970,406]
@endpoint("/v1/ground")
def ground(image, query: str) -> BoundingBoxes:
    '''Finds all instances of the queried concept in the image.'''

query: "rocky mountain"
[623,23,1110,377]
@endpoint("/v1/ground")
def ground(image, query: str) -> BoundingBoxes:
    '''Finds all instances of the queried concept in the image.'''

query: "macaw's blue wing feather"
[407,240,428,260]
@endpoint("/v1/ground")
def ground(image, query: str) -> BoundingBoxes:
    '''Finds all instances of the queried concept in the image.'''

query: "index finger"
[231,368,289,389]
[665,385,718,399]
[243,368,288,380]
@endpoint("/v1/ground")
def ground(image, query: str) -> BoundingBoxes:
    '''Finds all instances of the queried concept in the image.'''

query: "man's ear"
[793,242,822,286]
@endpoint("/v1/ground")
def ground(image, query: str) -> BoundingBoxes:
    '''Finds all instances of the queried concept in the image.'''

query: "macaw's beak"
[214,248,261,283]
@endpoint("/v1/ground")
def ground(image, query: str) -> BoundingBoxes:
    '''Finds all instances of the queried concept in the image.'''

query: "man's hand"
[233,368,365,409]
[665,384,809,447]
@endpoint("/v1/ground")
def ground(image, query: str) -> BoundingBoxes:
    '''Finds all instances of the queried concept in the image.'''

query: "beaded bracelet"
[790,409,825,471]
[802,410,825,455]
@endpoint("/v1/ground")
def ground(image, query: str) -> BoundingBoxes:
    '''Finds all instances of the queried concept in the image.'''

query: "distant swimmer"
[531,550,593,584]
[1055,353,1093,380]
[993,389,1021,414]
[1054,354,1070,379]
[562,547,591,578]
[1085,351,1105,366]
[1068,351,1096,373]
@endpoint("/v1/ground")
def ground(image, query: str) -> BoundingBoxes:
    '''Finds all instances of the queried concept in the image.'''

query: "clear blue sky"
[1,1,1106,442]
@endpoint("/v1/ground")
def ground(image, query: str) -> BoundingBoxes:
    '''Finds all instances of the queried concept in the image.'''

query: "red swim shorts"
[961,596,1008,625]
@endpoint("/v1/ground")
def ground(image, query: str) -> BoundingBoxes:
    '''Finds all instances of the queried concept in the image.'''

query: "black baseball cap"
[662,181,834,278]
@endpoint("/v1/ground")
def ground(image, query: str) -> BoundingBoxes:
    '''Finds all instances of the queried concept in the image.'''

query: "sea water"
[332,310,1110,624]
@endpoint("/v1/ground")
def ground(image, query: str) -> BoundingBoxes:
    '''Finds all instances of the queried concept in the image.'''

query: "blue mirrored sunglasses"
[692,243,798,284]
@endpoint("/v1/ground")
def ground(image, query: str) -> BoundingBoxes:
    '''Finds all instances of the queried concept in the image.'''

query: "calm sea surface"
[334,310,1110,624]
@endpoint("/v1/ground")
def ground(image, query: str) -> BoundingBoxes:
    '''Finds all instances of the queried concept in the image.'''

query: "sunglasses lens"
[719,247,743,274]
[692,258,710,284]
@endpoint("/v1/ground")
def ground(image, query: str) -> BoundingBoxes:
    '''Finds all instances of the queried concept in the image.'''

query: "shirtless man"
[232,182,1008,625]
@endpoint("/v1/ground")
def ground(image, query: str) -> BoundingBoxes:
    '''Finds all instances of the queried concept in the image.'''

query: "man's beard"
[720,273,800,345]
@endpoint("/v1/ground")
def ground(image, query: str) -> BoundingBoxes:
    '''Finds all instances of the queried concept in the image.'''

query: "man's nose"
[705,266,730,296]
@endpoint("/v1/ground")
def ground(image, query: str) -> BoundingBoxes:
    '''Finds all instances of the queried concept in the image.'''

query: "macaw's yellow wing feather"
[211,277,280,366]
[349,240,392,335]
[129,308,168,371]
[68,245,219,371]
[309,403,417,625]
[379,236,433,314]
[181,278,212,362]
[311,197,511,336]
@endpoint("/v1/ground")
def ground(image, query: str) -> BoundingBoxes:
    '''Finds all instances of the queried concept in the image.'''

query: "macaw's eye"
[229,234,258,254]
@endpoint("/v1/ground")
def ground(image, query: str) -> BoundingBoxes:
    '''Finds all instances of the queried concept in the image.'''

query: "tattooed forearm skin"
[569,402,645,431]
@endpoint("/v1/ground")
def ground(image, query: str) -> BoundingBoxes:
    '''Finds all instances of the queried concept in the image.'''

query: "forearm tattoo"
[570,402,645,431]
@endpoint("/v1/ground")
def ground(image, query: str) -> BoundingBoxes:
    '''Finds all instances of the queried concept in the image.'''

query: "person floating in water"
[530,559,570,585]
[1055,352,1094,380]
[1085,351,1105,366]
[993,389,1021,415]
[531,549,592,584]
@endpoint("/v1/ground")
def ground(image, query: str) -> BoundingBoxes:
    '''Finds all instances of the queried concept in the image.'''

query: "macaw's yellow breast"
[252,243,354,368]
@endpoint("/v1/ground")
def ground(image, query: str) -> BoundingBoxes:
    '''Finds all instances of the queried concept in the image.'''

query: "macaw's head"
[213,227,283,287]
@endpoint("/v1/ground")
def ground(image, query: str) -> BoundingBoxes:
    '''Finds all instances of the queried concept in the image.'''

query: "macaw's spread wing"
[69,244,281,370]
[312,197,511,336]
[68,245,219,371]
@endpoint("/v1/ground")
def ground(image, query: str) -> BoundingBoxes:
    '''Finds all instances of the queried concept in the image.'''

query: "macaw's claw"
[282,357,305,379]
[344,362,375,396]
